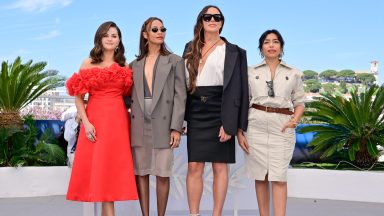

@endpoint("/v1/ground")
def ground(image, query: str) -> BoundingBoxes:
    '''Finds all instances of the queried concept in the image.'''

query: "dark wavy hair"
[89,21,126,67]
[184,5,225,92]
[136,17,171,61]
[258,29,285,59]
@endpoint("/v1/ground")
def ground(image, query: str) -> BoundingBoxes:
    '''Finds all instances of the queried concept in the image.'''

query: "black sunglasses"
[202,14,223,22]
[151,27,167,33]
[266,81,275,97]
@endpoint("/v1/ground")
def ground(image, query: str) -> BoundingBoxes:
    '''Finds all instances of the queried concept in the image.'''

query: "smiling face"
[261,33,282,59]
[202,7,223,34]
[101,27,120,51]
[143,19,166,46]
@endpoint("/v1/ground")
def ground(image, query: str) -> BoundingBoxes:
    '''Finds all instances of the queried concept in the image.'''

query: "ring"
[87,135,92,139]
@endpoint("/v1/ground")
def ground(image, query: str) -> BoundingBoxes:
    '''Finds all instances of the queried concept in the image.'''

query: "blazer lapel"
[132,58,145,112]
[223,43,238,90]
[150,55,172,113]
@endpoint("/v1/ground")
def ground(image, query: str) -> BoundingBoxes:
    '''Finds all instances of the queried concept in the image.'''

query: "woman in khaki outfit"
[237,29,305,216]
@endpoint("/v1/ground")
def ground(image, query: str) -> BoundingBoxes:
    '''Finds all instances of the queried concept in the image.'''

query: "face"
[262,33,282,59]
[202,7,223,33]
[143,19,166,45]
[101,27,120,51]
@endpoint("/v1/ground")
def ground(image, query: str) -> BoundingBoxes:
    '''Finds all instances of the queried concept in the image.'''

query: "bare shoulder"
[123,62,131,69]
[79,58,94,69]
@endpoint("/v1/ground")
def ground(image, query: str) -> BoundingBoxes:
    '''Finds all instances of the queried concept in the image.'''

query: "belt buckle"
[200,96,208,103]
[265,106,269,112]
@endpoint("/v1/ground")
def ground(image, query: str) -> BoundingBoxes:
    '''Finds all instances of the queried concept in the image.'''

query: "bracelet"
[290,117,299,127]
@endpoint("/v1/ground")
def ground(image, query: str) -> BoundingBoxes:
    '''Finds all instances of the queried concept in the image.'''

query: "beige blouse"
[248,60,305,109]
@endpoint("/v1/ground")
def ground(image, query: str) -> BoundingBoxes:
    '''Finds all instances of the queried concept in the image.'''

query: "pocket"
[274,73,294,100]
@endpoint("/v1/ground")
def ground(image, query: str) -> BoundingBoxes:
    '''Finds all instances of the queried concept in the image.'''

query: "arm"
[290,71,306,124]
[73,60,96,141]
[170,58,187,148]
[238,48,249,132]
[281,71,306,132]
[170,58,187,132]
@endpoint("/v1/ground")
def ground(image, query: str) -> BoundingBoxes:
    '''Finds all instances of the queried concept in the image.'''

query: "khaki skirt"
[244,108,295,182]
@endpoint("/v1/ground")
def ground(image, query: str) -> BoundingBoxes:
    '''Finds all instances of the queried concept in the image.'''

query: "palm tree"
[300,85,384,168]
[0,57,65,128]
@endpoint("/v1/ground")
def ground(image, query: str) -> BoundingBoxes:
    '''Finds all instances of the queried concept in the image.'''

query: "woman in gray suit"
[129,17,187,216]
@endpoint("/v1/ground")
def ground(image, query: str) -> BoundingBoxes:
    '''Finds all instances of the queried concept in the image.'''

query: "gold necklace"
[199,38,221,64]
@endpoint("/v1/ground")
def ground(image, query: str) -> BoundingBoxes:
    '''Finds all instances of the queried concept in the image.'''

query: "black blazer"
[183,37,249,135]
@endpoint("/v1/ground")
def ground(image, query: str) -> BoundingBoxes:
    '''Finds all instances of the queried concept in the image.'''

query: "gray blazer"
[130,54,187,149]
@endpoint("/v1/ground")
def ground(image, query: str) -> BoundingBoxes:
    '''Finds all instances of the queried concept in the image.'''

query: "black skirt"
[186,86,235,163]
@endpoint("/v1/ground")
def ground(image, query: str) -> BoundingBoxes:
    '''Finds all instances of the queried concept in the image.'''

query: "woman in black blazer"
[183,5,248,216]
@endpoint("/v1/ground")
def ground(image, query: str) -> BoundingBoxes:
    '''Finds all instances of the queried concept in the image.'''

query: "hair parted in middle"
[258,29,285,59]
[136,17,171,61]
[184,5,225,92]
[89,21,126,67]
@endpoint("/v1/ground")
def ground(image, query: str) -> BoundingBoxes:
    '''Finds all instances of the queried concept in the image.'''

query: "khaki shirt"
[248,60,305,109]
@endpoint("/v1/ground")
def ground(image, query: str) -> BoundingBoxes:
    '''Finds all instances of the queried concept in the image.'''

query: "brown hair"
[136,17,171,61]
[185,5,225,92]
[89,21,126,67]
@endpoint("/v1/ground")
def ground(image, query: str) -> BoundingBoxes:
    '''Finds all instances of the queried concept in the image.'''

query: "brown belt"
[251,104,293,115]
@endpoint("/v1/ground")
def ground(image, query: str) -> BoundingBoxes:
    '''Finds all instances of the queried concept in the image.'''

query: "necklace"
[199,38,221,64]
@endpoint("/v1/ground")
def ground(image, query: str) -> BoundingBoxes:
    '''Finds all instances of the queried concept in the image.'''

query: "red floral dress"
[66,63,138,201]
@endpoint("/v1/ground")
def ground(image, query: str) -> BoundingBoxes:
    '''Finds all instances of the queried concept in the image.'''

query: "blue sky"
[0,0,383,84]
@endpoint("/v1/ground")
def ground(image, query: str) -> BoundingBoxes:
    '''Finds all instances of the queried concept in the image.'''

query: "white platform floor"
[1,195,384,216]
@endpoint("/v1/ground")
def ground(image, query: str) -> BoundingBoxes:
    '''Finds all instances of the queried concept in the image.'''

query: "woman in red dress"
[66,21,138,216]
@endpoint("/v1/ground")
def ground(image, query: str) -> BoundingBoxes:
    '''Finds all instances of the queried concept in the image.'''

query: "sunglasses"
[151,27,167,33]
[202,14,223,22]
[266,81,275,97]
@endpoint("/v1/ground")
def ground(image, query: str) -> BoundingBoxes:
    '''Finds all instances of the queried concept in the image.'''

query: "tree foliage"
[304,79,322,93]
[338,69,355,82]
[356,73,376,86]
[321,83,337,95]
[0,116,66,167]
[319,70,338,80]
[303,70,318,80]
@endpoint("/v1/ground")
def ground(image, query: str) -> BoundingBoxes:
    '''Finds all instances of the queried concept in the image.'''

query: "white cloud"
[33,30,61,40]
[3,0,72,12]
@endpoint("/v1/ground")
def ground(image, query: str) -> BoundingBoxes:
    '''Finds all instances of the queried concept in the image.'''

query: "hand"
[83,121,97,142]
[237,130,249,154]
[281,120,297,133]
[218,126,231,142]
[170,130,181,148]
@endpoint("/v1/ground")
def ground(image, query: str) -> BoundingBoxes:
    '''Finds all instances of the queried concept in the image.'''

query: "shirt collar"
[254,60,293,70]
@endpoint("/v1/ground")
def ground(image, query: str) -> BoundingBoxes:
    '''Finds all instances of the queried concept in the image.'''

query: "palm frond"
[302,84,384,167]
[0,57,65,112]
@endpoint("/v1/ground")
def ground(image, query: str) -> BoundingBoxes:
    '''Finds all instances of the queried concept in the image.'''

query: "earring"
[115,47,119,53]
